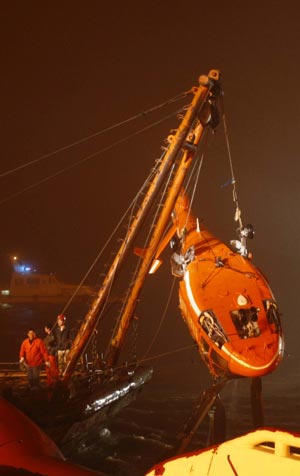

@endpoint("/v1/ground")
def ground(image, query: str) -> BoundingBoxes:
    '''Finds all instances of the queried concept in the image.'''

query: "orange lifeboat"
[171,193,284,379]
[0,397,105,476]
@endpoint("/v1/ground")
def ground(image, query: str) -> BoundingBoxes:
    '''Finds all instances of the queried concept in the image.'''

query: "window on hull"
[198,310,228,348]
[263,300,281,334]
[231,307,261,339]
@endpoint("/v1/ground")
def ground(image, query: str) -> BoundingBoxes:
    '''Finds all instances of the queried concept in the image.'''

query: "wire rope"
[0,106,185,206]
[136,343,197,366]
[105,153,176,351]
[60,149,167,314]
[141,276,177,360]
[0,90,189,180]
[221,97,243,230]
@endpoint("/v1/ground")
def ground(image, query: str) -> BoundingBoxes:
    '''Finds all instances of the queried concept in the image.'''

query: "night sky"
[1,3,300,373]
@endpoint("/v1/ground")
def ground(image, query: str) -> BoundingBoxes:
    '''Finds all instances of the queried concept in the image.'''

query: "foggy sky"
[1,2,300,365]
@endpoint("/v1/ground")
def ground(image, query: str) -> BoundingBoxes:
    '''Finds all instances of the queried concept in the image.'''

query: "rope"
[100,343,198,373]
[0,90,189,180]
[0,343,197,372]
[108,132,210,363]
[183,132,210,229]
[0,106,185,206]
[221,100,243,230]
[111,129,211,361]
[106,154,176,348]
[136,344,197,366]
[59,149,166,315]
[142,277,177,360]
[105,149,194,354]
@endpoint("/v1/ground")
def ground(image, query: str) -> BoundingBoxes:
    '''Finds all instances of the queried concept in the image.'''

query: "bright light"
[13,263,32,274]
[149,259,162,274]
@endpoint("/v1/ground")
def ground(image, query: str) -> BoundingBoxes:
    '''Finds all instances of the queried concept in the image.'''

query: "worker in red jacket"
[19,328,50,390]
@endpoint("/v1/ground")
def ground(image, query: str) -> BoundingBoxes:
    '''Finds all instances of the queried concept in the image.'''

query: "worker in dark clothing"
[44,324,59,387]
[55,314,72,375]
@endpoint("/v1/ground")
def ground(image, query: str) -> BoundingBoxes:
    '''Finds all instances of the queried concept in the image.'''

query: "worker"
[44,324,59,387]
[55,314,72,375]
[19,328,50,390]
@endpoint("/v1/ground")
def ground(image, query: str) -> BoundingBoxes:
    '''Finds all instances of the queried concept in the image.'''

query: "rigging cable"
[141,276,177,361]
[109,129,213,359]
[0,90,190,180]
[1,343,198,369]
[59,149,167,314]
[106,343,197,371]
[183,129,211,230]
[221,101,244,230]
[137,344,197,366]
[105,151,177,351]
[110,133,210,360]
[0,106,185,206]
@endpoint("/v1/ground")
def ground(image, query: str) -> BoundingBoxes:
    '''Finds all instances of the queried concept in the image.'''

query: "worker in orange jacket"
[19,328,50,389]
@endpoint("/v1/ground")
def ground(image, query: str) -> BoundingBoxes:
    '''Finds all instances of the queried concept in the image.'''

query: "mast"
[106,70,221,366]
[62,69,220,382]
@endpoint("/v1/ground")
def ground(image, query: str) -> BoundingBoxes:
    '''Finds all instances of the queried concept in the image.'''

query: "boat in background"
[0,256,95,303]
[145,428,300,476]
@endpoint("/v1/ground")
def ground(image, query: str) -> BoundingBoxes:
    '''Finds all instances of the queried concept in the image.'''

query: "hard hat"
[57,314,66,322]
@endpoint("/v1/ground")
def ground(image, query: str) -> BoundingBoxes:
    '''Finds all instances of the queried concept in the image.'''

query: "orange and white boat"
[168,192,284,379]
[116,68,285,445]
[126,68,284,383]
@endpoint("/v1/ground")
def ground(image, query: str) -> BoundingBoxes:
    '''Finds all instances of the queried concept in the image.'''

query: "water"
[62,362,300,476]
[1,303,299,476]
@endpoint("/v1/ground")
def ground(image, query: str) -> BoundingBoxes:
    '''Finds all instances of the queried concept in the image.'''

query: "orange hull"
[172,194,284,378]
[0,397,104,476]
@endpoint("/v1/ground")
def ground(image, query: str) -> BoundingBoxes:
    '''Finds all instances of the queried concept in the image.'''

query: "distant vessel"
[0,257,95,303]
